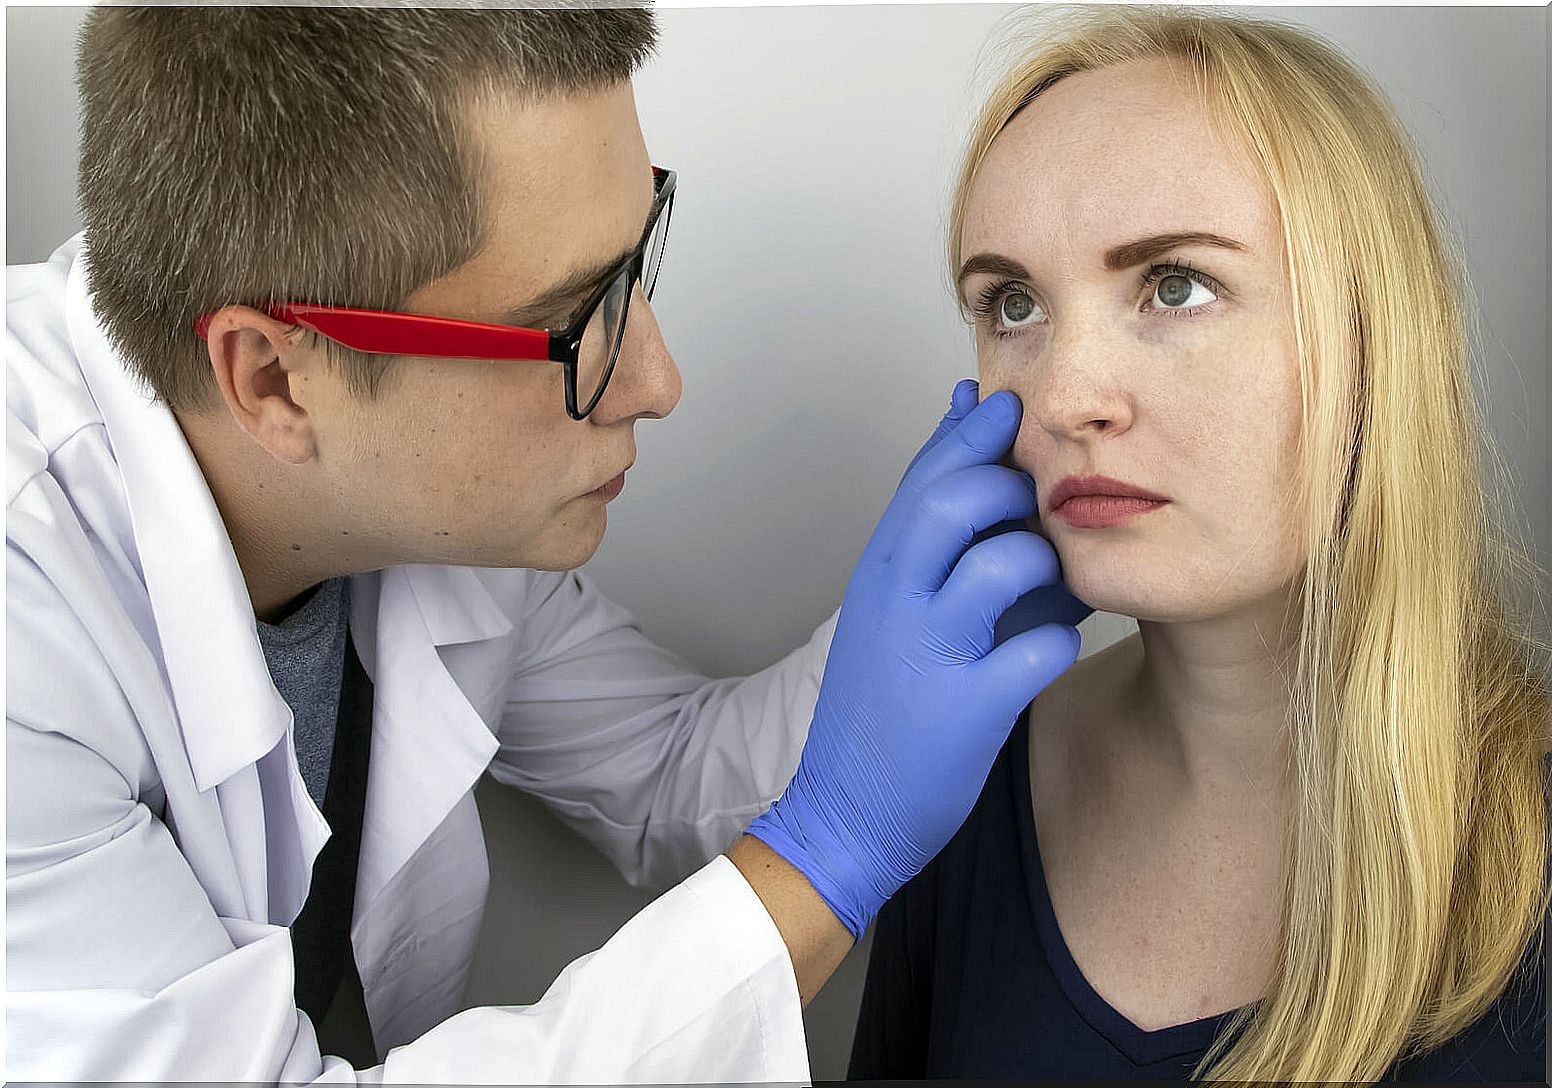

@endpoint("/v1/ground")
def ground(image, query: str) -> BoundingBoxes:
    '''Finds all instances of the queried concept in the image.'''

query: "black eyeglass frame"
[554,165,677,419]
[191,166,677,423]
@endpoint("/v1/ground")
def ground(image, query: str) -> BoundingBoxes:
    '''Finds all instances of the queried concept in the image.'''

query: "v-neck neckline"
[1008,713,1242,1068]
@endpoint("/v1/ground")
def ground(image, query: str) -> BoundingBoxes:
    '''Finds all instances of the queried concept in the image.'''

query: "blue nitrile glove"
[747,381,1084,938]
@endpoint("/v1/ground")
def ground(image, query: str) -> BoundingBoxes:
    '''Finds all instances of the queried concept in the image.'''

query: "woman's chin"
[1061,556,1300,626]
[1061,564,1207,624]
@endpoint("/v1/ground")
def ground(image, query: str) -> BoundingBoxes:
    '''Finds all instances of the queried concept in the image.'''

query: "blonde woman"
[849,8,1547,1082]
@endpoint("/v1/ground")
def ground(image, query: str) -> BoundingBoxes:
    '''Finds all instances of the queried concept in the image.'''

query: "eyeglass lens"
[574,266,631,416]
[574,189,673,415]
[644,188,673,299]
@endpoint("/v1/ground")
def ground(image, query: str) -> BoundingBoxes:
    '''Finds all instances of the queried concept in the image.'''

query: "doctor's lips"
[584,466,630,502]
[1046,475,1169,529]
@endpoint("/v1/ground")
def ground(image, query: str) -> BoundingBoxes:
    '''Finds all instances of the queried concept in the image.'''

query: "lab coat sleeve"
[7,539,809,1083]
[377,855,809,1084]
[486,568,839,890]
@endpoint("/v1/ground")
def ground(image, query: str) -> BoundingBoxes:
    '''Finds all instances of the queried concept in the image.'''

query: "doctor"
[6,7,1088,1083]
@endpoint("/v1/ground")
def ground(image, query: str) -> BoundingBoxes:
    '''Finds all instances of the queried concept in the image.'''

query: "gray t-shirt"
[256,577,351,809]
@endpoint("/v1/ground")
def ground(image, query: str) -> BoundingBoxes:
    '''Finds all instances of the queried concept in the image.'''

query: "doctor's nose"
[588,288,682,425]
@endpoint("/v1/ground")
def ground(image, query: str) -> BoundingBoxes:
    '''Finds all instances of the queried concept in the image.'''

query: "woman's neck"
[1120,585,1300,803]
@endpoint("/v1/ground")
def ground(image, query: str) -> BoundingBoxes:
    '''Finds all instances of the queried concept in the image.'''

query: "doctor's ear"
[199,306,323,465]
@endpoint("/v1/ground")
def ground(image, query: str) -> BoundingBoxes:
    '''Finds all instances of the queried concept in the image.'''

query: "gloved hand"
[917,382,1093,644]
[747,380,1084,938]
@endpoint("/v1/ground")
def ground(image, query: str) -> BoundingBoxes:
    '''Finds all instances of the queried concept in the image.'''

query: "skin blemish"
[290,543,302,551]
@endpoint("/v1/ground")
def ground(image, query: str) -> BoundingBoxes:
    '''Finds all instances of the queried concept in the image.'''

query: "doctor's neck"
[176,407,390,624]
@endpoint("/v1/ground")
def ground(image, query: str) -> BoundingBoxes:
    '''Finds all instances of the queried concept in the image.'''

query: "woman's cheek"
[975,340,1031,407]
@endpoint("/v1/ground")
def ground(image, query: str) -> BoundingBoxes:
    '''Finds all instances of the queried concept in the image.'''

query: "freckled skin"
[961,58,1304,623]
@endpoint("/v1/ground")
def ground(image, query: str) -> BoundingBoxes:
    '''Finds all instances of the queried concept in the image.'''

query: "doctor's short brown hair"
[75,5,658,411]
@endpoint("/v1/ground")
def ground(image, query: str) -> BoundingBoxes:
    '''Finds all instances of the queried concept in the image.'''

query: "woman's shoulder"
[921,633,1146,900]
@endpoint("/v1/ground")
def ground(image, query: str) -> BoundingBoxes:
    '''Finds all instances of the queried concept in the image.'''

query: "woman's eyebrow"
[956,253,1032,292]
[1103,231,1246,270]
[955,232,1247,303]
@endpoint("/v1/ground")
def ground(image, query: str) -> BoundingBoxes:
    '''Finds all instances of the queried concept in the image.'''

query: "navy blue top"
[849,715,1546,1081]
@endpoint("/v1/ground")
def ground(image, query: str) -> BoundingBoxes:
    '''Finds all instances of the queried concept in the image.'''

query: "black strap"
[291,627,374,1043]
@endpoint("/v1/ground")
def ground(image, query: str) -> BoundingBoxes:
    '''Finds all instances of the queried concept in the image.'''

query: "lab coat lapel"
[65,242,329,923]
[66,249,295,794]
[351,564,507,915]
[67,234,511,945]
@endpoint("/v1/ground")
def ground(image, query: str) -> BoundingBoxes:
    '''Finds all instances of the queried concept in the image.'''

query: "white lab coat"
[6,236,839,1083]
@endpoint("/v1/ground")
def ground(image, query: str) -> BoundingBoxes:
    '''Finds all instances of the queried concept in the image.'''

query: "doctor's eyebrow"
[501,247,634,329]
[503,174,660,329]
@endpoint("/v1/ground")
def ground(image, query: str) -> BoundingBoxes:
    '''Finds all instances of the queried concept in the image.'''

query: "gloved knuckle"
[916,491,958,530]
[963,543,1006,584]
[1005,530,1046,562]
[958,429,998,458]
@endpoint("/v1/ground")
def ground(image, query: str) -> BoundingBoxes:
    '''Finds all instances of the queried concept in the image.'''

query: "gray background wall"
[8,4,1546,1078]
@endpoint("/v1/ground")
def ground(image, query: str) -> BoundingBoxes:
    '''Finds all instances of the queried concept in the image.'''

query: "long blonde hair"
[949,8,1549,1081]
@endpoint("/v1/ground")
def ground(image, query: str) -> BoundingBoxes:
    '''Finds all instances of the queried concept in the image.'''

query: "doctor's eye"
[972,280,1047,336]
[1140,262,1222,316]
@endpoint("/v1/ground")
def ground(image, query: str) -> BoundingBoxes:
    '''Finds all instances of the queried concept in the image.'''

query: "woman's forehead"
[962,59,1276,263]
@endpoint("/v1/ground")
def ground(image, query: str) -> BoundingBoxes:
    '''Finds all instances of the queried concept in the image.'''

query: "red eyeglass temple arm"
[191,303,552,360]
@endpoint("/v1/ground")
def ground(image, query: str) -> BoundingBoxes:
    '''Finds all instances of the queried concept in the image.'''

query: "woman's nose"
[1020,321,1136,442]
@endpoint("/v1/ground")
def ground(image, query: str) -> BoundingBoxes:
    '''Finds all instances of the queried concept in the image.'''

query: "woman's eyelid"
[1009,281,1052,320]
[1140,255,1230,299]
[970,277,1049,327]
[969,257,1230,328]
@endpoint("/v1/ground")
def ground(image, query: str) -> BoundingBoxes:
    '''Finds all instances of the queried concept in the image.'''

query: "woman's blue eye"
[970,278,1047,334]
[1152,272,1217,309]
[1000,291,1045,328]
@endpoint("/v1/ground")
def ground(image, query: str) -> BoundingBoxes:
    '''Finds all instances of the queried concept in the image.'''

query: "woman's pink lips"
[1047,475,1169,529]
[1051,494,1167,528]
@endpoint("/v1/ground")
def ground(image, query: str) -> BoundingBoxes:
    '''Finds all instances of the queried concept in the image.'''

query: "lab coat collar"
[65,237,294,794]
[64,240,516,796]
[65,235,514,911]
[354,565,505,909]
[403,564,513,647]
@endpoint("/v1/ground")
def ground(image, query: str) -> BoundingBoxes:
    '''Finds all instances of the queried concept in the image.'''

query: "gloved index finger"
[901,379,980,482]
[900,389,1024,495]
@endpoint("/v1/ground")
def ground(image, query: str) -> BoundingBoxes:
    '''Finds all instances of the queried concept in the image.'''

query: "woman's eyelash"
[969,261,1224,332]
[970,277,1025,326]
[1139,260,1223,302]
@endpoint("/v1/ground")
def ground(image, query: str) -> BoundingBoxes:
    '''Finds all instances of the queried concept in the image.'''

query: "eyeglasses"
[193,166,676,421]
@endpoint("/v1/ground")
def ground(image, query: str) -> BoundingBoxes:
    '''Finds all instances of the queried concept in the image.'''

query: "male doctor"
[6,7,1086,1083]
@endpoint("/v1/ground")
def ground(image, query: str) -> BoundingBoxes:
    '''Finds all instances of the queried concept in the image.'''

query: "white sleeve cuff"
[378,854,810,1084]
